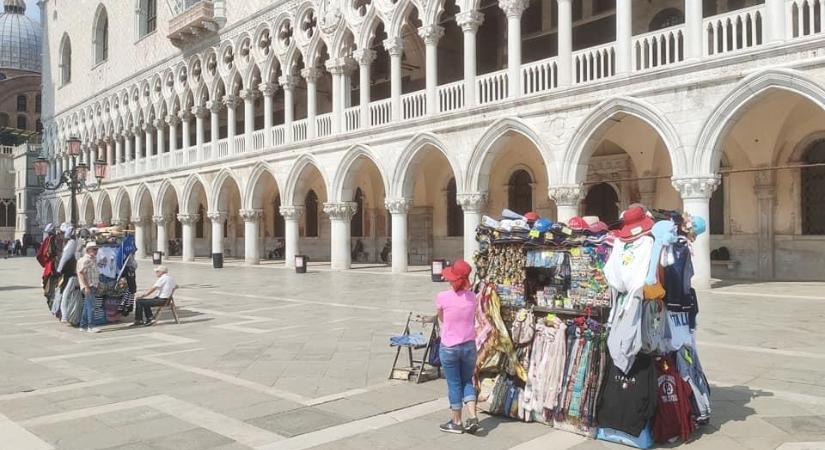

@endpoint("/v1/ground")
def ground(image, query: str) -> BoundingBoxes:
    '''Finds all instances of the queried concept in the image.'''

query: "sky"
[25,0,40,22]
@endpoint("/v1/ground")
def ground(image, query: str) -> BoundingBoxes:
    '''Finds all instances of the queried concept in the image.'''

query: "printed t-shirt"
[436,289,477,347]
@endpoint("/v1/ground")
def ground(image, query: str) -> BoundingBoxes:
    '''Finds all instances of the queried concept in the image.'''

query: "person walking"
[76,242,100,333]
[133,265,177,326]
[435,259,480,434]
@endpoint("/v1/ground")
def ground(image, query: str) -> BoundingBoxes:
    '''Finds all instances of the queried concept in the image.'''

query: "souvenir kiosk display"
[38,224,138,327]
[472,207,711,448]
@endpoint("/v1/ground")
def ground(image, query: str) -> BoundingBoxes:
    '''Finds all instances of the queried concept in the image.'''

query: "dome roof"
[0,0,41,73]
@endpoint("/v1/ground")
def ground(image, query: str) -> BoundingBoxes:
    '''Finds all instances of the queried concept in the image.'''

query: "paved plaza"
[2,257,825,450]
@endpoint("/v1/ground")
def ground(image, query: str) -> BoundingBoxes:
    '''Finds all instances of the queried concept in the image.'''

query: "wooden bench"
[711,260,739,270]
[150,297,180,325]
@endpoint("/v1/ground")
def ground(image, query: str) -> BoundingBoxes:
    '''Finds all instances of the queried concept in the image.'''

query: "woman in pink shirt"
[436,259,479,434]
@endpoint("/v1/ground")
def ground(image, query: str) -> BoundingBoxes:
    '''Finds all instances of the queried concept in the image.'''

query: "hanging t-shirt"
[96,247,118,280]
[596,353,658,437]
[653,356,695,443]
[664,242,695,311]
[667,311,692,351]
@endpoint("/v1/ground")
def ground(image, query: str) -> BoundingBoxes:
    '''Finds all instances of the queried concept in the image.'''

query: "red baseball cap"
[524,212,540,222]
[443,259,472,281]
[568,216,587,231]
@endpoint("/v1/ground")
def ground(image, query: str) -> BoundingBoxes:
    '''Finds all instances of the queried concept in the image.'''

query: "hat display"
[582,216,599,226]
[524,212,540,222]
[568,216,587,231]
[501,209,527,220]
[587,221,609,234]
[534,218,553,233]
[443,259,472,281]
[616,206,654,239]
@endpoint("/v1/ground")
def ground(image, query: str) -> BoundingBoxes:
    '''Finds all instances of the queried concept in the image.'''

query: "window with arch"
[351,187,364,237]
[649,8,685,31]
[17,115,27,130]
[59,35,72,85]
[0,199,15,227]
[305,190,319,237]
[802,139,825,235]
[446,177,462,237]
[16,95,26,112]
[196,204,205,238]
[507,169,533,215]
[94,6,109,64]
[137,0,158,38]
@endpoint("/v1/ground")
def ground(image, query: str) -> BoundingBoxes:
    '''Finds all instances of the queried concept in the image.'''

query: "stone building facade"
[36,0,825,287]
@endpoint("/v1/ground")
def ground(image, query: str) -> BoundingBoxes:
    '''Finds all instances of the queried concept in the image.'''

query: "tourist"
[435,259,480,434]
[133,265,177,326]
[76,242,100,333]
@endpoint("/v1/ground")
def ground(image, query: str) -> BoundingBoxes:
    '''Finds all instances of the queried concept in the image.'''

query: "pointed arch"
[113,187,132,222]
[155,179,180,216]
[467,117,551,192]
[180,173,209,214]
[243,162,280,210]
[283,154,329,206]
[562,96,686,185]
[393,132,463,199]
[133,183,153,219]
[694,68,825,175]
[331,144,389,202]
[209,169,242,212]
[96,190,113,225]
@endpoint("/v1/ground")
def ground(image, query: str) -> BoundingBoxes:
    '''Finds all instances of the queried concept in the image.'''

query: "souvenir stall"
[472,207,711,448]
[39,224,138,327]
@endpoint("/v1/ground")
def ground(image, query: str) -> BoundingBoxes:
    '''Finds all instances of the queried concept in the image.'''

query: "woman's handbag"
[510,308,535,345]
[428,336,441,367]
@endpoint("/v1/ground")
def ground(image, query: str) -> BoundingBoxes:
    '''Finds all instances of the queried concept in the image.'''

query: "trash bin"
[295,255,308,273]
[152,251,163,265]
[212,253,223,269]
[431,259,447,282]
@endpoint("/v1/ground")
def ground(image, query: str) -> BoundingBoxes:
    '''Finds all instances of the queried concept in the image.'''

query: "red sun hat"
[617,206,654,239]
[567,216,587,231]
[443,259,472,281]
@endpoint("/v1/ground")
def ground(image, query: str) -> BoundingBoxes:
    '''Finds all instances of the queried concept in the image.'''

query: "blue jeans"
[79,286,96,328]
[439,340,477,411]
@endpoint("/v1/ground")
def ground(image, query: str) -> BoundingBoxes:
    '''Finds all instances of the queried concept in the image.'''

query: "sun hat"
[501,209,526,220]
[587,221,609,233]
[442,259,472,282]
[617,206,654,239]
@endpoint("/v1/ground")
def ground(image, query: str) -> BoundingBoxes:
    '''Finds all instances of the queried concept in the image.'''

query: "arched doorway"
[584,182,619,224]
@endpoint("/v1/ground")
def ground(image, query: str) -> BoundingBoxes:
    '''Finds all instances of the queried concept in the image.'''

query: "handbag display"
[510,308,535,345]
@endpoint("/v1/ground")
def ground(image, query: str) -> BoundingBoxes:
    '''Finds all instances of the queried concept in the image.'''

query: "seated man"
[133,265,177,326]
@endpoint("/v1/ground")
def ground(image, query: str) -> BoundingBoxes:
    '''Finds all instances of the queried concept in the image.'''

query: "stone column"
[324,202,357,270]
[301,67,321,138]
[177,213,199,262]
[457,11,483,106]
[457,192,488,263]
[104,137,113,166]
[240,209,263,265]
[207,211,227,257]
[179,110,191,149]
[133,217,148,258]
[754,169,776,279]
[127,129,136,162]
[167,115,179,153]
[144,123,154,159]
[154,215,170,256]
[223,95,239,152]
[259,82,277,146]
[193,105,207,156]
[685,0,703,60]
[240,88,258,151]
[672,176,720,290]
[353,49,375,128]
[325,60,345,134]
[385,198,411,273]
[115,134,123,165]
[616,0,633,74]
[500,0,529,98]
[280,206,303,268]
[154,119,165,155]
[384,37,403,121]
[419,25,444,115]
[557,0,573,86]
[207,100,222,145]
[279,74,297,143]
[765,0,786,42]
[549,184,584,222]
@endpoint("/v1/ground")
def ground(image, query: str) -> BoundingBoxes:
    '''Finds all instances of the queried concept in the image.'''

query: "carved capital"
[166,115,180,127]
[301,66,324,82]
[279,205,304,220]
[278,74,299,90]
[258,82,278,97]
[456,192,489,213]
[206,100,223,114]
[671,176,720,200]
[131,217,148,227]
[385,198,412,214]
[206,210,227,223]
[456,10,484,32]
[418,25,444,46]
[352,48,376,66]
[239,89,260,101]
[191,105,208,118]
[548,184,584,207]
[222,94,240,109]
[498,0,529,17]
[383,37,403,56]
[152,215,171,226]
[323,202,357,221]
[239,209,263,222]
[177,213,200,225]
[177,109,192,122]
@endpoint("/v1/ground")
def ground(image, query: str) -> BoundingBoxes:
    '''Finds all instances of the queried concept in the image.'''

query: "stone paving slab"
[2,257,825,449]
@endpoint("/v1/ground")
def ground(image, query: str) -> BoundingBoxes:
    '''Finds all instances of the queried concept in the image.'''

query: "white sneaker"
[86,328,99,333]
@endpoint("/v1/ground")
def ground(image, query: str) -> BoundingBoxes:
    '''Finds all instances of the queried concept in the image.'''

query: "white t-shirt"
[153,273,177,299]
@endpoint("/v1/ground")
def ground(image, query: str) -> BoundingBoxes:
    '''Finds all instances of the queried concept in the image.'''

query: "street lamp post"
[33,137,107,228]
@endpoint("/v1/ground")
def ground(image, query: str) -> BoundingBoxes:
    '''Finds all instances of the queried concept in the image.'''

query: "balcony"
[168,1,218,48]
